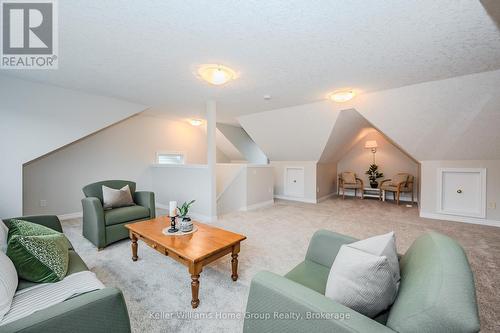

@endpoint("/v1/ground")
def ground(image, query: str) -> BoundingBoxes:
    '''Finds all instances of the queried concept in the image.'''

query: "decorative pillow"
[0,220,8,253]
[325,232,400,318]
[102,185,135,210]
[6,219,69,283]
[390,174,408,186]
[7,219,58,239]
[7,234,69,283]
[342,172,356,184]
[0,251,18,322]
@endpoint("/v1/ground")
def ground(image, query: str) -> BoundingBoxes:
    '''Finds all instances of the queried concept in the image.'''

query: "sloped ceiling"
[0,76,146,218]
[3,0,500,123]
[239,70,500,163]
[216,129,245,161]
[216,124,268,164]
[356,70,500,160]
[319,109,374,164]
[238,102,339,161]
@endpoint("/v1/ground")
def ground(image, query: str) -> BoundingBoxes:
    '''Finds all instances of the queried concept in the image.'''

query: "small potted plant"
[177,200,195,232]
[365,164,384,188]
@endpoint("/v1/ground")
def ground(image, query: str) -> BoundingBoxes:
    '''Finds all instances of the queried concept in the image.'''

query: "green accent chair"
[1,215,131,333]
[82,180,155,249]
[244,230,480,333]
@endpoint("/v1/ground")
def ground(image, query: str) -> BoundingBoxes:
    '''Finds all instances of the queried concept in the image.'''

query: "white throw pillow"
[325,232,400,318]
[0,220,8,253]
[102,185,134,210]
[0,251,18,321]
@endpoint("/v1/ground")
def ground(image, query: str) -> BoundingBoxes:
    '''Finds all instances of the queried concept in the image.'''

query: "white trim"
[437,168,486,218]
[317,192,335,203]
[420,212,500,228]
[284,166,305,198]
[242,200,275,211]
[155,202,215,223]
[58,212,82,221]
[151,164,208,169]
[274,195,317,204]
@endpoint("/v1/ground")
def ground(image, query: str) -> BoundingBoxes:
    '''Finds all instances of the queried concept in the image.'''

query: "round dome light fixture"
[189,119,203,126]
[197,64,236,85]
[328,90,355,103]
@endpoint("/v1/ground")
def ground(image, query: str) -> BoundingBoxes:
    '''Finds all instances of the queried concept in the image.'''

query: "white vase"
[179,217,193,232]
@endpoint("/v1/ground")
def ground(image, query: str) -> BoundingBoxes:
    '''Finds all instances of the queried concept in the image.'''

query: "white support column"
[206,100,217,222]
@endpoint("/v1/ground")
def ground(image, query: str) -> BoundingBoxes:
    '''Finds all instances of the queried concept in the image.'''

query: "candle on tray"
[169,201,177,217]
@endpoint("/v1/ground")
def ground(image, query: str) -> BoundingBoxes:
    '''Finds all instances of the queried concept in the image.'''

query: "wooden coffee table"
[124,216,246,308]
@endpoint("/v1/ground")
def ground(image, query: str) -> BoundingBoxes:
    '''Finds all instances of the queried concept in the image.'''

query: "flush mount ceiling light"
[328,90,355,103]
[189,119,203,126]
[197,64,236,85]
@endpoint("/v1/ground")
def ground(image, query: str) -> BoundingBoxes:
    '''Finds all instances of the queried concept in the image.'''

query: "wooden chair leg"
[397,190,400,205]
[342,187,345,200]
[412,191,414,204]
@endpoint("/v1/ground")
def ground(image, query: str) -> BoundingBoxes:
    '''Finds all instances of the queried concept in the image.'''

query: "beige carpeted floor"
[63,197,500,332]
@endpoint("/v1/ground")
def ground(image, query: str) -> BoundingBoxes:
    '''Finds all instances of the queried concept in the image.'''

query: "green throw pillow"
[7,219,58,238]
[7,219,69,283]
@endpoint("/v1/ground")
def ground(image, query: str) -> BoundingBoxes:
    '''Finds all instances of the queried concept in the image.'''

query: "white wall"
[216,123,268,164]
[271,161,317,203]
[217,168,247,215]
[316,163,337,200]
[216,164,245,196]
[246,166,274,207]
[337,130,419,201]
[420,160,500,224]
[0,76,146,218]
[152,165,211,221]
[217,165,274,215]
[23,113,208,215]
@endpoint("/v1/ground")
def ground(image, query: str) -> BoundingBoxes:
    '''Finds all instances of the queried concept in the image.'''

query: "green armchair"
[244,230,480,333]
[82,180,155,249]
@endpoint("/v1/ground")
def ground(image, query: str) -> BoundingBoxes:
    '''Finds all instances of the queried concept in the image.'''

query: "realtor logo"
[1,0,58,69]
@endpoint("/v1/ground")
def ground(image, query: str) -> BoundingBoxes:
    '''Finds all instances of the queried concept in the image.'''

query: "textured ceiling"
[240,70,500,162]
[3,0,500,123]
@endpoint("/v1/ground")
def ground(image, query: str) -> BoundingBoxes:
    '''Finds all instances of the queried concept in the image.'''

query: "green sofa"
[1,215,131,333]
[244,230,480,333]
[82,180,155,249]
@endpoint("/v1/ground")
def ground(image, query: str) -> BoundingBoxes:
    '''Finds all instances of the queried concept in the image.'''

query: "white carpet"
[62,197,500,332]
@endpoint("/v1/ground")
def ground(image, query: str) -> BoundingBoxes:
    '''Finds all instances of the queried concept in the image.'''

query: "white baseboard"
[273,195,317,204]
[242,200,275,211]
[317,192,335,203]
[420,212,500,228]
[58,212,82,221]
[155,202,215,223]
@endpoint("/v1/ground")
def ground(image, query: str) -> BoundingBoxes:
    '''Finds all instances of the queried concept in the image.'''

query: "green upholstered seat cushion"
[7,219,69,283]
[17,250,88,290]
[386,232,480,333]
[285,260,330,295]
[104,205,150,226]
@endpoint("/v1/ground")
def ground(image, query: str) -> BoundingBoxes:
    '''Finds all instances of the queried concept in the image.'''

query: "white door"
[285,167,304,198]
[438,168,486,218]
